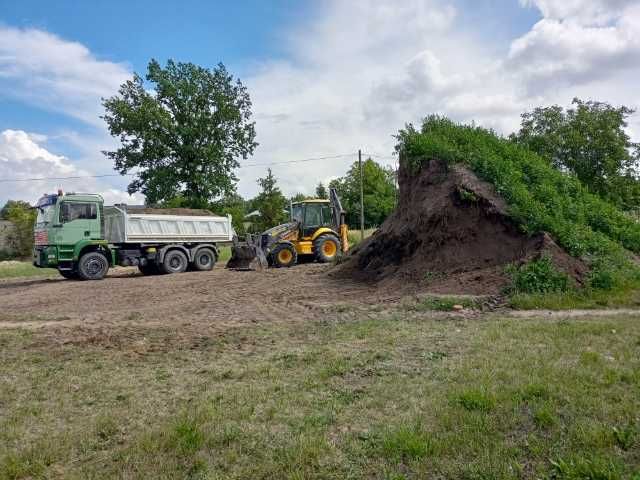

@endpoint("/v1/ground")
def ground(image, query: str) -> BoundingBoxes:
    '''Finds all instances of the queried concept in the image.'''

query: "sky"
[1,0,639,205]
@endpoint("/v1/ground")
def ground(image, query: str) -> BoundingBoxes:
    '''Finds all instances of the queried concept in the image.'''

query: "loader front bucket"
[226,235,269,271]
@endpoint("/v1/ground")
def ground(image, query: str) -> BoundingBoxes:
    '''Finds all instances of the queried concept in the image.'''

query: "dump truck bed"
[103,206,234,244]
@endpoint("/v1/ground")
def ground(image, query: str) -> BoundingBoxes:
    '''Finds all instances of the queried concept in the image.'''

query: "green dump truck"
[33,191,234,280]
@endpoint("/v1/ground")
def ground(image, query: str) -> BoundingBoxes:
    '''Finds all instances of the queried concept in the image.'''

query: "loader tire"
[77,252,109,280]
[193,248,216,271]
[271,242,297,268]
[314,234,341,263]
[161,250,188,274]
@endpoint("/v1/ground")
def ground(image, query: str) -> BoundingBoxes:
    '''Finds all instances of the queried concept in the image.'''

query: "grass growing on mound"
[397,116,640,304]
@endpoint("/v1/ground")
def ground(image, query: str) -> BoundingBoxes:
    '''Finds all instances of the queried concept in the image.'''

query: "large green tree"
[102,59,257,208]
[329,158,397,228]
[253,169,287,231]
[511,98,640,209]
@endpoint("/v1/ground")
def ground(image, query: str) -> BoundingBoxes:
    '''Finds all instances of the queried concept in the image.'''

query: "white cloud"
[519,0,635,25]
[0,129,142,205]
[508,3,640,93]
[0,26,131,127]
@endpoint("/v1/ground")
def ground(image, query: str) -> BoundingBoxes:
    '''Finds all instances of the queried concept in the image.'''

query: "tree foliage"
[315,182,328,199]
[253,169,287,232]
[211,193,247,235]
[511,98,640,210]
[329,158,397,228]
[102,59,257,208]
[0,200,35,258]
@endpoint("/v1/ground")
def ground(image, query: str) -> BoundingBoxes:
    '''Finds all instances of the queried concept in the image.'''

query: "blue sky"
[1,0,638,204]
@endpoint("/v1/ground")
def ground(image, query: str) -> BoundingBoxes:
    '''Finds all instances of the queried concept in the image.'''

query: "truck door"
[58,201,101,242]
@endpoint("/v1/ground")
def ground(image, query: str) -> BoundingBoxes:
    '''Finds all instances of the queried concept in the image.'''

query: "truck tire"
[271,242,297,268]
[313,234,341,263]
[77,252,109,280]
[161,250,188,274]
[192,248,216,271]
[59,269,78,280]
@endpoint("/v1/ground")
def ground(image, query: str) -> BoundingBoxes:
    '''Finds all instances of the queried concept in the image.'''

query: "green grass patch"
[0,261,57,279]
[1,313,640,478]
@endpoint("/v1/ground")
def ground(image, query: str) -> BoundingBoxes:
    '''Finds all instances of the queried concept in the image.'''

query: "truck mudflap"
[226,235,268,271]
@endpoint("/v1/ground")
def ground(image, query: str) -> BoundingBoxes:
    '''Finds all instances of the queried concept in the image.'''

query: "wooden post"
[359,149,364,241]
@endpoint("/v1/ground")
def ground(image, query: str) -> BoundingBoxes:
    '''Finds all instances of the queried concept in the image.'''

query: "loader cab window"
[291,204,304,223]
[60,202,97,223]
[304,203,322,228]
[321,204,333,227]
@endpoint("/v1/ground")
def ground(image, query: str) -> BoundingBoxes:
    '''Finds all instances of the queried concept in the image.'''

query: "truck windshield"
[36,204,56,227]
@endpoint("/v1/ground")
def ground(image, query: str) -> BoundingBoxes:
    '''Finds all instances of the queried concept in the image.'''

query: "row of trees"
[213,158,397,234]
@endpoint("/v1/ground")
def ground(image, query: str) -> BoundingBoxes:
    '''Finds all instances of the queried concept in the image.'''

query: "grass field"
[2,311,639,479]
[0,261,58,279]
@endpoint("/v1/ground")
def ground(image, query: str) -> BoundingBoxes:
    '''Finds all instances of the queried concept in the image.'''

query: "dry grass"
[1,310,639,479]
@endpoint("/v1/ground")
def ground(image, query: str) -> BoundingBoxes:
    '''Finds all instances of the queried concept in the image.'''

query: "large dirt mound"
[335,159,587,295]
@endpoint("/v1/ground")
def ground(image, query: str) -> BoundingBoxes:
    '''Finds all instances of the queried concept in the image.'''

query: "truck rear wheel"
[314,234,341,263]
[77,252,109,280]
[161,250,188,274]
[193,248,216,271]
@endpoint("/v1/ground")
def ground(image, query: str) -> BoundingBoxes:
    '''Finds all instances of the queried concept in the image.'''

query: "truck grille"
[34,230,48,246]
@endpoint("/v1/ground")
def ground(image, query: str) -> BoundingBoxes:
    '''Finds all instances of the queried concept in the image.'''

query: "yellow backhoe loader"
[227,188,349,270]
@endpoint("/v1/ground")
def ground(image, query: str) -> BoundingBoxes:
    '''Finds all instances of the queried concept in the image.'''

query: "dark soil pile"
[118,206,216,216]
[334,159,588,295]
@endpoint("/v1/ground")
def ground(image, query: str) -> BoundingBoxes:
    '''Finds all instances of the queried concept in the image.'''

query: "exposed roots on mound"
[334,159,588,295]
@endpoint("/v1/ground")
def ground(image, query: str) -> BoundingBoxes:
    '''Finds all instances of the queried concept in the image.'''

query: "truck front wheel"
[77,252,109,280]
[161,250,188,274]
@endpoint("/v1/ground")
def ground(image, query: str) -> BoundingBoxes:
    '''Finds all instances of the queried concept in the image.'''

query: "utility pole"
[359,149,364,241]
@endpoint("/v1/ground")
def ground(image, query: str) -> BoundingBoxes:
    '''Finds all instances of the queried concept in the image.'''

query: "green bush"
[396,117,640,292]
[506,257,570,295]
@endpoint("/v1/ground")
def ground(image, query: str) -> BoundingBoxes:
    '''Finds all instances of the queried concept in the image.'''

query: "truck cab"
[33,192,108,278]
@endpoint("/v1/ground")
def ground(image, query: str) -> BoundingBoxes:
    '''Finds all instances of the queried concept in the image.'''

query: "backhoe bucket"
[226,235,269,271]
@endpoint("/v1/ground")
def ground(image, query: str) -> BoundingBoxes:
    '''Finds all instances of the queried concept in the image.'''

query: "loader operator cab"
[291,200,335,237]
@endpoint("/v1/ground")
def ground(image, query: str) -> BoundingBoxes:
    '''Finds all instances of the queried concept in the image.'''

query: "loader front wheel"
[271,243,297,268]
[314,235,341,263]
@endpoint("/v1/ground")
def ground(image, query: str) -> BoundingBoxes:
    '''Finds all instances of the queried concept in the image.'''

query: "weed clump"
[506,256,570,295]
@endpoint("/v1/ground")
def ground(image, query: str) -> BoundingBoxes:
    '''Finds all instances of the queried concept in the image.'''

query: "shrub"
[506,256,570,295]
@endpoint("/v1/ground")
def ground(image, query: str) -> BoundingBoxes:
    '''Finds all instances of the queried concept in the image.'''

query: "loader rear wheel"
[161,250,188,274]
[271,243,297,268]
[314,234,341,263]
[193,248,216,271]
[77,252,109,280]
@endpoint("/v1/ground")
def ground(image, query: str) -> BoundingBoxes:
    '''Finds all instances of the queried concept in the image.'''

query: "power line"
[0,153,357,183]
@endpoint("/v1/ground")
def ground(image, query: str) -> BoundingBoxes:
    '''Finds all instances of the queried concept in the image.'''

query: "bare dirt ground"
[0,264,407,349]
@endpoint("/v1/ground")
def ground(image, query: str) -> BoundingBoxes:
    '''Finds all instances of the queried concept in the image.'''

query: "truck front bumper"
[33,246,58,267]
